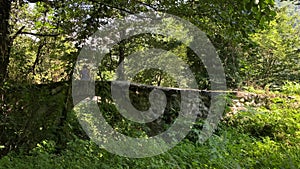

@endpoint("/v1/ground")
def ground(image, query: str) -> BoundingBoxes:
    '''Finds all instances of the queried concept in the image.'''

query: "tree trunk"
[0,0,12,83]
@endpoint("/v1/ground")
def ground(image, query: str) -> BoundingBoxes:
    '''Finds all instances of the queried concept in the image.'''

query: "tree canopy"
[1,0,280,86]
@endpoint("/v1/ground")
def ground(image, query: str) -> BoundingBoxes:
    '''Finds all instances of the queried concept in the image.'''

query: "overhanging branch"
[135,1,162,12]
[11,26,26,41]
[20,32,59,37]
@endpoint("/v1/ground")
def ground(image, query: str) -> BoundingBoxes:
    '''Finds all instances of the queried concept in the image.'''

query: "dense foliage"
[0,0,300,168]
[1,83,300,168]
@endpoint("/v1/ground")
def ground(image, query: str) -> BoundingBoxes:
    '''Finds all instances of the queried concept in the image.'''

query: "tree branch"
[20,32,59,37]
[30,40,45,75]
[11,26,26,41]
[135,1,162,12]
[101,2,135,14]
[88,0,135,14]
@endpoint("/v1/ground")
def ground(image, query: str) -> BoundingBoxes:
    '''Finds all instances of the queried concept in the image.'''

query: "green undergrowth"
[1,83,300,168]
[0,128,299,169]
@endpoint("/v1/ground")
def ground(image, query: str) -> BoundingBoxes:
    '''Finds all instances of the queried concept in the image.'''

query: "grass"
[0,84,300,168]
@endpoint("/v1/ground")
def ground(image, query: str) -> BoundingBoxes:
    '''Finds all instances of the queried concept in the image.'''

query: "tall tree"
[241,6,300,86]
[0,0,12,83]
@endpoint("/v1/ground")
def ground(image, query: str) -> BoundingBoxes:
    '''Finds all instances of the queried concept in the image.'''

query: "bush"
[1,127,300,169]
[281,81,300,95]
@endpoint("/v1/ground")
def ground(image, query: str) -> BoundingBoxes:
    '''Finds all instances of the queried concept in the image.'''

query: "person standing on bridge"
[78,64,94,100]
[80,65,91,81]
